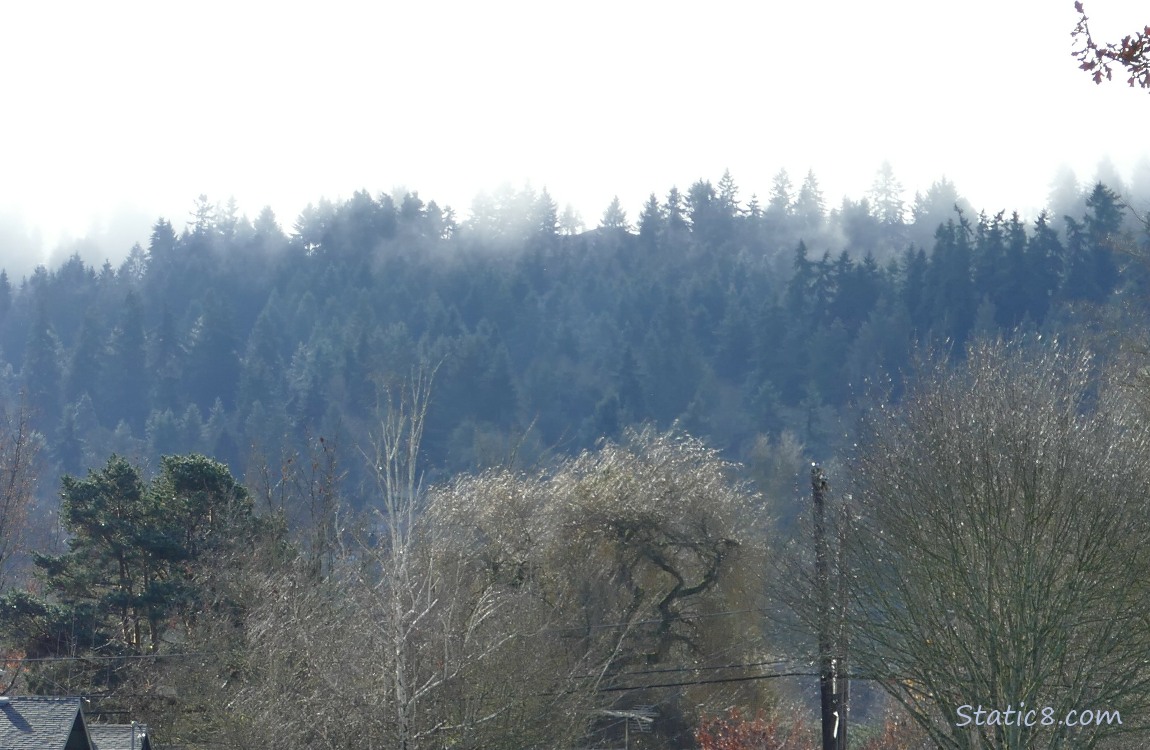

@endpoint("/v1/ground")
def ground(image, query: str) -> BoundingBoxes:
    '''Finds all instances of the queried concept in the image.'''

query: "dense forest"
[0,168,1145,493]
[1,165,1149,749]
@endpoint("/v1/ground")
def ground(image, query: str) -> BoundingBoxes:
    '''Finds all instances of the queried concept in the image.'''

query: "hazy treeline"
[0,168,1144,506]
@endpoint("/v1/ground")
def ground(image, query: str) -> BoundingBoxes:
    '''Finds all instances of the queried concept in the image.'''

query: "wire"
[607,658,792,677]
[569,658,793,680]
[600,670,819,692]
[1,652,207,664]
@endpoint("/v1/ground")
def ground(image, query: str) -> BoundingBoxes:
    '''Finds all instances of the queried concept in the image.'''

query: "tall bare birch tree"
[0,401,37,590]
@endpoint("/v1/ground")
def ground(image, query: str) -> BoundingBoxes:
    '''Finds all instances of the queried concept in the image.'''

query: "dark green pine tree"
[785,241,815,321]
[924,216,976,350]
[238,295,288,417]
[23,304,63,430]
[253,205,284,243]
[600,196,630,232]
[833,251,884,332]
[105,290,149,432]
[1060,217,1096,303]
[637,193,663,249]
[995,212,1031,328]
[6,452,259,686]
[33,456,173,654]
[64,312,103,411]
[0,270,11,321]
[900,246,929,330]
[810,251,836,327]
[869,161,906,226]
[767,169,793,218]
[794,169,826,234]
[184,291,241,411]
[154,453,255,562]
[531,187,560,240]
[663,187,689,234]
[687,179,725,246]
[150,305,184,414]
[615,345,646,419]
[1083,182,1123,299]
[54,406,84,476]
[714,290,754,381]
[716,169,741,219]
[1024,211,1063,324]
[972,211,1006,303]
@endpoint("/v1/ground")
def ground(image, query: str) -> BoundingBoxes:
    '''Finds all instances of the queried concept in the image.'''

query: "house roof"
[0,695,91,750]
[88,723,153,750]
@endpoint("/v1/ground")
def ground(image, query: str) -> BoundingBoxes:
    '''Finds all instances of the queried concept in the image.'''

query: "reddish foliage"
[694,707,817,750]
[854,712,928,750]
[1072,2,1150,90]
[695,707,926,750]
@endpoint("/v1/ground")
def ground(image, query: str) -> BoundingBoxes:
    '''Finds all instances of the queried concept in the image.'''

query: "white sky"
[1,0,1148,273]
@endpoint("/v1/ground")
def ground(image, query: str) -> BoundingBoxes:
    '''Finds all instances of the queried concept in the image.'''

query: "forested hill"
[0,173,1144,497]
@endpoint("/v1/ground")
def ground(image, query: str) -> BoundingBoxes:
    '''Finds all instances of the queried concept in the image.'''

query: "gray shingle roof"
[88,723,153,750]
[0,696,90,750]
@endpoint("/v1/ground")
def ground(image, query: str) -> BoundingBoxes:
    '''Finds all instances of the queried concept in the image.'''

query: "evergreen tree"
[716,169,741,218]
[785,241,814,320]
[184,291,241,411]
[638,193,663,247]
[105,290,149,432]
[924,216,976,349]
[1083,182,1124,299]
[147,218,177,267]
[663,187,689,233]
[600,196,630,231]
[869,160,906,225]
[745,193,762,220]
[118,243,149,283]
[995,212,1031,328]
[190,194,216,237]
[150,304,184,414]
[5,453,258,670]
[54,406,84,476]
[559,203,585,235]
[767,169,793,217]
[687,179,722,243]
[23,304,63,430]
[794,169,826,232]
[900,246,929,329]
[399,191,426,225]
[1025,211,1064,324]
[253,205,284,242]
[531,187,560,239]
[0,270,10,320]
[64,312,103,410]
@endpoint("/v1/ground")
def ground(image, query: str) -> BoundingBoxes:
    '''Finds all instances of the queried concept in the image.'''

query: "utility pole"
[812,464,847,750]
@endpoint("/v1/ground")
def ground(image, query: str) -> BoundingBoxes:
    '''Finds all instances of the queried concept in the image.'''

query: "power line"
[571,658,793,680]
[607,658,792,677]
[1,652,207,665]
[600,670,819,692]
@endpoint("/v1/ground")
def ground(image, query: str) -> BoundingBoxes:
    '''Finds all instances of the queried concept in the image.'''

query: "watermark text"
[956,704,1121,729]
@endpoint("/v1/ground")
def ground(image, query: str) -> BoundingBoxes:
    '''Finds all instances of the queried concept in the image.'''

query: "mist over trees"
[0,168,1144,495]
[0,165,1149,747]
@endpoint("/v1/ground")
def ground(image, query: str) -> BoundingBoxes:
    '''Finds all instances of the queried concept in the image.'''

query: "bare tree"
[843,339,1150,749]
[229,411,770,748]
[0,398,39,590]
[230,367,601,749]
[427,426,773,746]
